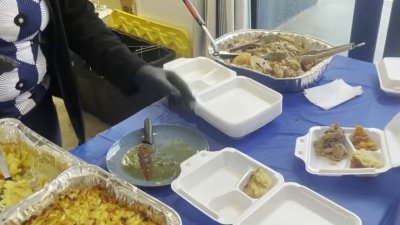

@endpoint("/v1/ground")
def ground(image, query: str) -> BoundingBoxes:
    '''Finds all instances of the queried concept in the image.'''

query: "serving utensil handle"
[182,0,219,54]
[143,118,152,144]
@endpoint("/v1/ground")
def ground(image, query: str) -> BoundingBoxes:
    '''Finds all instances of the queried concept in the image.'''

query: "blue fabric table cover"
[72,55,400,225]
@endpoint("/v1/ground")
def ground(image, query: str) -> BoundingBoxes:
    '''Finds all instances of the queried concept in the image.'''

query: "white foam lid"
[384,112,400,167]
[381,57,400,81]
[164,57,283,138]
[376,57,400,95]
[295,112,400,175]
[171,148,361,225]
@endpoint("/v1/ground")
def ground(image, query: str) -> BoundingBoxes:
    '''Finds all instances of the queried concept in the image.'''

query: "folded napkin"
[304,79,363,110]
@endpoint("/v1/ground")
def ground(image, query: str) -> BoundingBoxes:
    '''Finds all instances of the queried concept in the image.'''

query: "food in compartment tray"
[243,167,272,198]
[0,142,63,212]
[314,123,348,161]
[22,186,167,225]
[351,149,384,169]
[225,34,318,78]
[351,125,379,151]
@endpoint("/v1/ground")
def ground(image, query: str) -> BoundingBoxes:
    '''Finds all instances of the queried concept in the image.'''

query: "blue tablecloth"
[72,55,400,225]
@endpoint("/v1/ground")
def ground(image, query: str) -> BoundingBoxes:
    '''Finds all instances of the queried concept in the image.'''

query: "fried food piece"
[351,125,378,151]
[243,167,272,198]
[351,149,384,168]
[232,53,252,65]
[314,123,347,161]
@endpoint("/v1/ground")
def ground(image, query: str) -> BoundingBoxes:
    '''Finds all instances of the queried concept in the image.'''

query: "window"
[252,0,393,62]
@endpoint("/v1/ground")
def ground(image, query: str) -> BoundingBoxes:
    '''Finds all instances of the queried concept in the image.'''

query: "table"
[72,55,400,225]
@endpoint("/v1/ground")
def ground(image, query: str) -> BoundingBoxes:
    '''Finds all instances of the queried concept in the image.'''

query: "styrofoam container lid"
[376,57,400,96]
[295,112,400,176]
[171,148,362,225]
[164,57,283,138]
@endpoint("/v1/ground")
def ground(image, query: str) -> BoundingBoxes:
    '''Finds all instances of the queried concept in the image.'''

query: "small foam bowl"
[295,112,400,176]
[171,148,362,225]
[164,57,282,139]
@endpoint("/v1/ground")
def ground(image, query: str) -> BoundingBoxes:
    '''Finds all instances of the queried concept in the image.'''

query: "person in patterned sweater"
[0,0,193,146]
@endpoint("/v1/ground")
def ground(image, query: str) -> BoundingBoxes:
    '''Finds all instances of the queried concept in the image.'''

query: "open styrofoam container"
[295,112,400,176]
[376,57,400,96]
[164,57,283,138]
[171,148,362,225]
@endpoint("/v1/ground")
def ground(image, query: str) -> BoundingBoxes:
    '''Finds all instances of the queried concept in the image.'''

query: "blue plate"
[106,124,209,187]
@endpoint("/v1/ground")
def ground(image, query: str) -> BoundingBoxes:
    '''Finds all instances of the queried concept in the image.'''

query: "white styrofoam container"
[295,112,400,176]
[376,57,400,96]
[164,57,283,138]
[171,148,362,225]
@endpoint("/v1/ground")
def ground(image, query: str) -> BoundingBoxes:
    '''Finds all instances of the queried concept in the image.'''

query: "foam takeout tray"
[376,57,400,96]
[295,112,400,176]
[171,148,362,225]
[164,57,283,138]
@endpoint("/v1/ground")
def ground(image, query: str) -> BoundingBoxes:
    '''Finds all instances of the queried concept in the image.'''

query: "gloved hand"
[0,54,19,74]
[137,65,195,111]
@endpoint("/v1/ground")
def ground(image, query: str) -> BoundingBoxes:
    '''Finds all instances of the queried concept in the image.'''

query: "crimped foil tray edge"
[0,118,85,214]
[0,118,85,167]
[0,165,181,225]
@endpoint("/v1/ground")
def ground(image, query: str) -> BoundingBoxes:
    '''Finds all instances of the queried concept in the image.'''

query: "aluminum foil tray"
[0,118,84,213]
[0,165,181,225]
[209,30,333,93]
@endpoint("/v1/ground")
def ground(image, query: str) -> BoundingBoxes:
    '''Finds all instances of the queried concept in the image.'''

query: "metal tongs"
[0,147,12,181]
[182,0,238,59]
[299,42,366,66]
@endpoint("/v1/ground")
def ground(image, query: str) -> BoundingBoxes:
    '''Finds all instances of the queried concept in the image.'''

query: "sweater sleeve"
[59,0,146,95]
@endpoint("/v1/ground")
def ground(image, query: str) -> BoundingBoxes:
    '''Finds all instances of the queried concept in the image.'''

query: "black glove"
[137,65,195,111]
[0,54,19,74]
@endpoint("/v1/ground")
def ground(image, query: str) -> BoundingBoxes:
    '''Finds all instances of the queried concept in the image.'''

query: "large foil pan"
[0,165,182,225]
[0,118,84,212]
[209,30,333,93]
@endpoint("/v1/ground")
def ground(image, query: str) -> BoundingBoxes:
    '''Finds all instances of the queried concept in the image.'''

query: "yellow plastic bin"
[107,9,192,57]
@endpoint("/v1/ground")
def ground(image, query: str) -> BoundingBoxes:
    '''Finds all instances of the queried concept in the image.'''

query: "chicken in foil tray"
[220,32,332,78]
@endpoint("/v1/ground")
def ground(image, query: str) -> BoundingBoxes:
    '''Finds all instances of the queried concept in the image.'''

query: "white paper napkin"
[304,79,363,110]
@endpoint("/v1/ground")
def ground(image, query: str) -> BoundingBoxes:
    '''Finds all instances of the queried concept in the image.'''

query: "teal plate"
[106,124,209,187]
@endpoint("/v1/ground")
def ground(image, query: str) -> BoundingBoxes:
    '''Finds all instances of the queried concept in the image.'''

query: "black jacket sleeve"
[59,0,146,95]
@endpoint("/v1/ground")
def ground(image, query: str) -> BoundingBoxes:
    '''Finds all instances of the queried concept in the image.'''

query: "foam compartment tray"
[295,112,400,176]
[172,148,362,225]
[164,57,283,138]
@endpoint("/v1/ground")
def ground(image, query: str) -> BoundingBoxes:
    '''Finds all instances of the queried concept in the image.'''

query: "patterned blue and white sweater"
[0,0,50,117]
